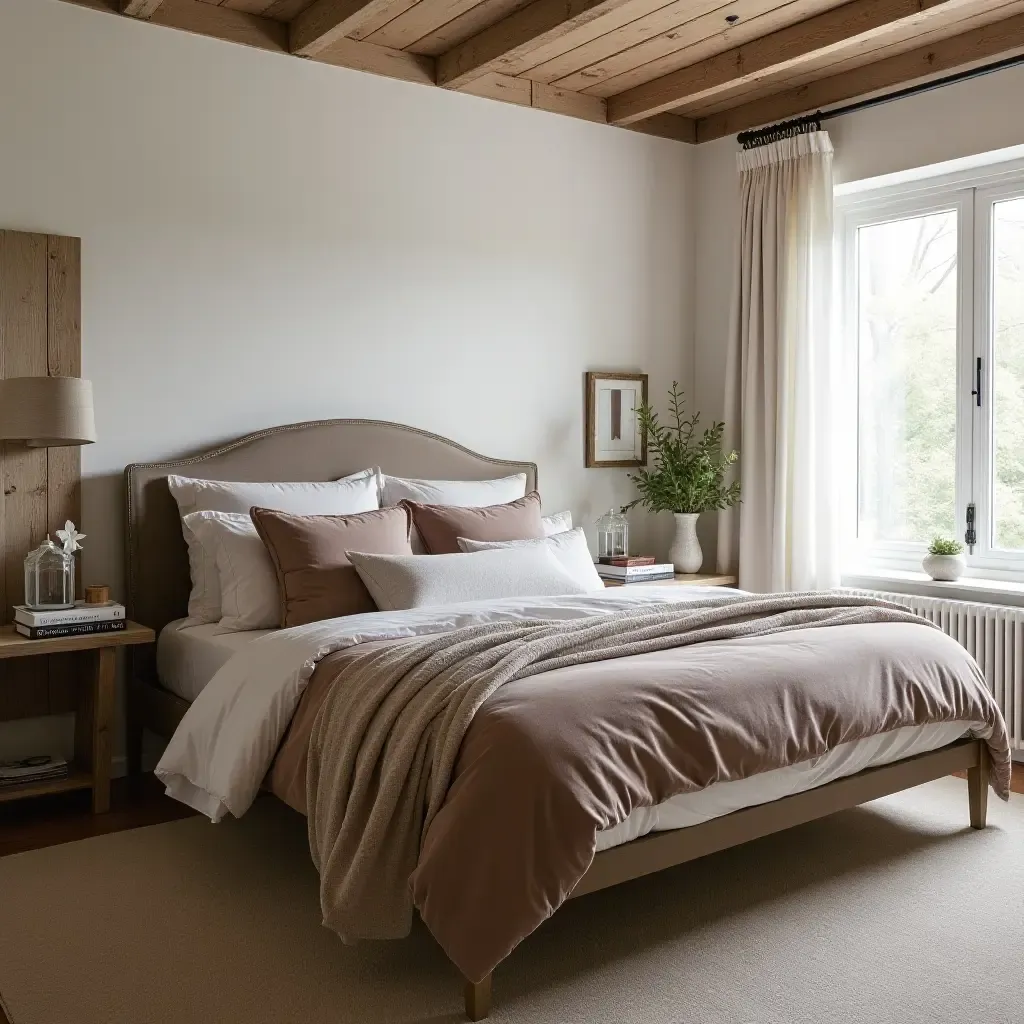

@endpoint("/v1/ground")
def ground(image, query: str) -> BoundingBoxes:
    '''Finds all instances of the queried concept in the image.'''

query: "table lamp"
[0,376,96,447]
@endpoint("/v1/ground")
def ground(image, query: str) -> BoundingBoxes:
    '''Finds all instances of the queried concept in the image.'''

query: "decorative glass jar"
[24,540,75,610]
[596,509,629,562]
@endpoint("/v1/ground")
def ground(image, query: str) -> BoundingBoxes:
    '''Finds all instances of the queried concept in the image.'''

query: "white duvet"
[156,587,738,822]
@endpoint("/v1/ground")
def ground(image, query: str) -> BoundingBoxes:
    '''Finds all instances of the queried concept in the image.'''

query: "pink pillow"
[402,491,545,554]
[251,505,412,626]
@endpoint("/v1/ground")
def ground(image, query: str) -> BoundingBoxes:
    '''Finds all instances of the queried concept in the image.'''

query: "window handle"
[972,356,982,407]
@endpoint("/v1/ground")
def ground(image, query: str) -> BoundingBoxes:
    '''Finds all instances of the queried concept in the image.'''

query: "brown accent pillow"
[251,505,412,627]
[402,491,545,555]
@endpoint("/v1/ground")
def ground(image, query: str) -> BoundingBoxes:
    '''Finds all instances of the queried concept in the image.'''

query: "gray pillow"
[346,546,588,611]
[457,528,604,592]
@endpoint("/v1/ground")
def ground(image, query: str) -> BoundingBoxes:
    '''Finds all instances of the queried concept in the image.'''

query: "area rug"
[0,778,1020,1024]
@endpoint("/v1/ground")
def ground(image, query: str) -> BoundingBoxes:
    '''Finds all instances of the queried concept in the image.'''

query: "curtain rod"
[737,52,1024,149]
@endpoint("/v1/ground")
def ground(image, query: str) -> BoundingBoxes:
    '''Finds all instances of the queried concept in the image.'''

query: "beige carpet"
[0,778,1021,1024]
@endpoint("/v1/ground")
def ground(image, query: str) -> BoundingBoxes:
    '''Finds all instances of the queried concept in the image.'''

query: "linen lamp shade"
[0,376,96,447]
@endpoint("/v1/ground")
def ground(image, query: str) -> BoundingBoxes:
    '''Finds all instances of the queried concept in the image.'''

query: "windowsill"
[842,569,1024,608]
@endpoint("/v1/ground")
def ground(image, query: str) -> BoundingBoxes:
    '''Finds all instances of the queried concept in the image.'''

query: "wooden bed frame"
[123,420,992,1023]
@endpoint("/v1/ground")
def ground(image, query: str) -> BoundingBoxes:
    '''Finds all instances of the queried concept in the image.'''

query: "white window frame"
[837,156,1024,583]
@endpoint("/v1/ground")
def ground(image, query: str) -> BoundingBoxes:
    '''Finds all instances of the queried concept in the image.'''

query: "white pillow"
[380,473,527,508]
[542,510,572,536]
[181,511,279,632]
[346,546,587,611]
[457,527,603,592]
[169,469,379,626]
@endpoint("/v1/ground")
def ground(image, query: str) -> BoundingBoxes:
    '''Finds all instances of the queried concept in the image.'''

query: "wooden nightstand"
[0,622,155,813]
[603,573,738,588]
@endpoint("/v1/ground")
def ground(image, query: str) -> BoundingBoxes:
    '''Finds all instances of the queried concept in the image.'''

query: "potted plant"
[624,382,740,573]
[923,537,966,581]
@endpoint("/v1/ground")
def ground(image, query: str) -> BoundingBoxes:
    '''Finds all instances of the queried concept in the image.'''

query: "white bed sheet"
[157,619,275,702]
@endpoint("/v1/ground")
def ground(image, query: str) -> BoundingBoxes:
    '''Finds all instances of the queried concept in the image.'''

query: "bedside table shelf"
[0,621,155,813]
[0,766,93,804]
[0,622,155,657]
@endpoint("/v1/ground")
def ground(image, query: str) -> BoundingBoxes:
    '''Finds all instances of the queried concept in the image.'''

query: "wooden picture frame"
[585,371,648,468]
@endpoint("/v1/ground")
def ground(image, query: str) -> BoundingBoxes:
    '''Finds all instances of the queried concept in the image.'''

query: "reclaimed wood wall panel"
[0,230,82,721]
[46,236,84,713]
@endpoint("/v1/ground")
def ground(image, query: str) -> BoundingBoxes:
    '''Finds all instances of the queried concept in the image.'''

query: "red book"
[605,556,656,567]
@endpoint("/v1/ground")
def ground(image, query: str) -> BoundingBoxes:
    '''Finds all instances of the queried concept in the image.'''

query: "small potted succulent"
[923,537,966,582]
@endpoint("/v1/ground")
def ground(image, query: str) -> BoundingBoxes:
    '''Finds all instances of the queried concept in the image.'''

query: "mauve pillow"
[402,491,545,554]
[251,505,412,627]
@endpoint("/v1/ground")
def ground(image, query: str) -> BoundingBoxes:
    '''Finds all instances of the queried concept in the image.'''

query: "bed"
[125,419,1008,1022]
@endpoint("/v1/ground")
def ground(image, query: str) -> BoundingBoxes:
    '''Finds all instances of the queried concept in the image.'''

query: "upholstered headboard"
[124,419,538,643]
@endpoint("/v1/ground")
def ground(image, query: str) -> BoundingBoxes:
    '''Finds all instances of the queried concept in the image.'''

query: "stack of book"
[0,755,69,788]
[14,601,126,640]
[597,556,676,584]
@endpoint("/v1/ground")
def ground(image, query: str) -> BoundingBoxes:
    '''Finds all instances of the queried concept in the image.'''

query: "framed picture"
[585,371,648,468]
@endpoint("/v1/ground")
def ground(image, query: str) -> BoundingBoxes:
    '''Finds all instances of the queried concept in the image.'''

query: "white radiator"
[853,590,1024,752]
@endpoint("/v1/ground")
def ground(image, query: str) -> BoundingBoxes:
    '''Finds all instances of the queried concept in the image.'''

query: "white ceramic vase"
[922,553,966,582]
[669,512,703,574]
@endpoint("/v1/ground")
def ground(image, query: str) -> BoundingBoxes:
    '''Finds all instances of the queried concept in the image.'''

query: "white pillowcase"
[542,510,572,536]
[169,469,379,626]
[457,527,603,592]
[380,473,527,508]
[181,511,279,632]
[347,545,588,611]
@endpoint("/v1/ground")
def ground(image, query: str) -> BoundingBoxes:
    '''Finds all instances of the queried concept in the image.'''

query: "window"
[839,162,1024,581]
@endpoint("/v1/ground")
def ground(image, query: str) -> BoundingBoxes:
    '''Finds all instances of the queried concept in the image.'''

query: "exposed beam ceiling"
[696,7,1024,139]
[290,0,408,57]
[437,0,638,90]
[60,0,693,142]
[608,0,968,124]
[61,0,1024,146]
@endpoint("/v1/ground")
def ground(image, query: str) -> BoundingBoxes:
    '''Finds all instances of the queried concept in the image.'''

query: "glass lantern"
[24,540,75,610]
[596,509,629,562]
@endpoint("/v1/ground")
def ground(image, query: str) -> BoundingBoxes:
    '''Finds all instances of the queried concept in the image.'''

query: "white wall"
[0,0,694,762]
[693,64,1024,558]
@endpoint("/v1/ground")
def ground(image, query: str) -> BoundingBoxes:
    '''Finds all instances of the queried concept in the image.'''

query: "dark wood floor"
[0,765,1020,861]
[0,773,194,859]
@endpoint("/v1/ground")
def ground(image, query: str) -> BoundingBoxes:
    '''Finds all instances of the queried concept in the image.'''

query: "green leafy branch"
[623,382,740,515]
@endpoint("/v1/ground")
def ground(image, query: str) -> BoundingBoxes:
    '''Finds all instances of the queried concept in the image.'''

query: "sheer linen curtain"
[716,131,839,593]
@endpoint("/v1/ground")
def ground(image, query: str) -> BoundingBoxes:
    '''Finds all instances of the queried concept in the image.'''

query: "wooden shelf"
[0,766,93,804]
[0,621,155,659]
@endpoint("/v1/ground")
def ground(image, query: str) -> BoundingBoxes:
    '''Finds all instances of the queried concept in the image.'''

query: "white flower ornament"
[56,521,86,554]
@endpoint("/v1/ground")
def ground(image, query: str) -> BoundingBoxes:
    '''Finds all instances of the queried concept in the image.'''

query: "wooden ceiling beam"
[436,0,639,90]
[67,0,434,76]
[626,112,698,141]
[289,0,412,58]
[607,0,970,125]
[458,71,697,139]
[146,0,289,51]
[696,10,1024,140]
[121,0,165,17]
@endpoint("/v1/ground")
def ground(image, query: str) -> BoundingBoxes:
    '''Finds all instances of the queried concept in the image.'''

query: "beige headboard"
[124,418,538,650]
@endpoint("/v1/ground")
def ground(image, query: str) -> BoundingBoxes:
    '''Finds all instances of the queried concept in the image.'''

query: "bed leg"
[464,974,492,1021]
[968,744,989,830]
